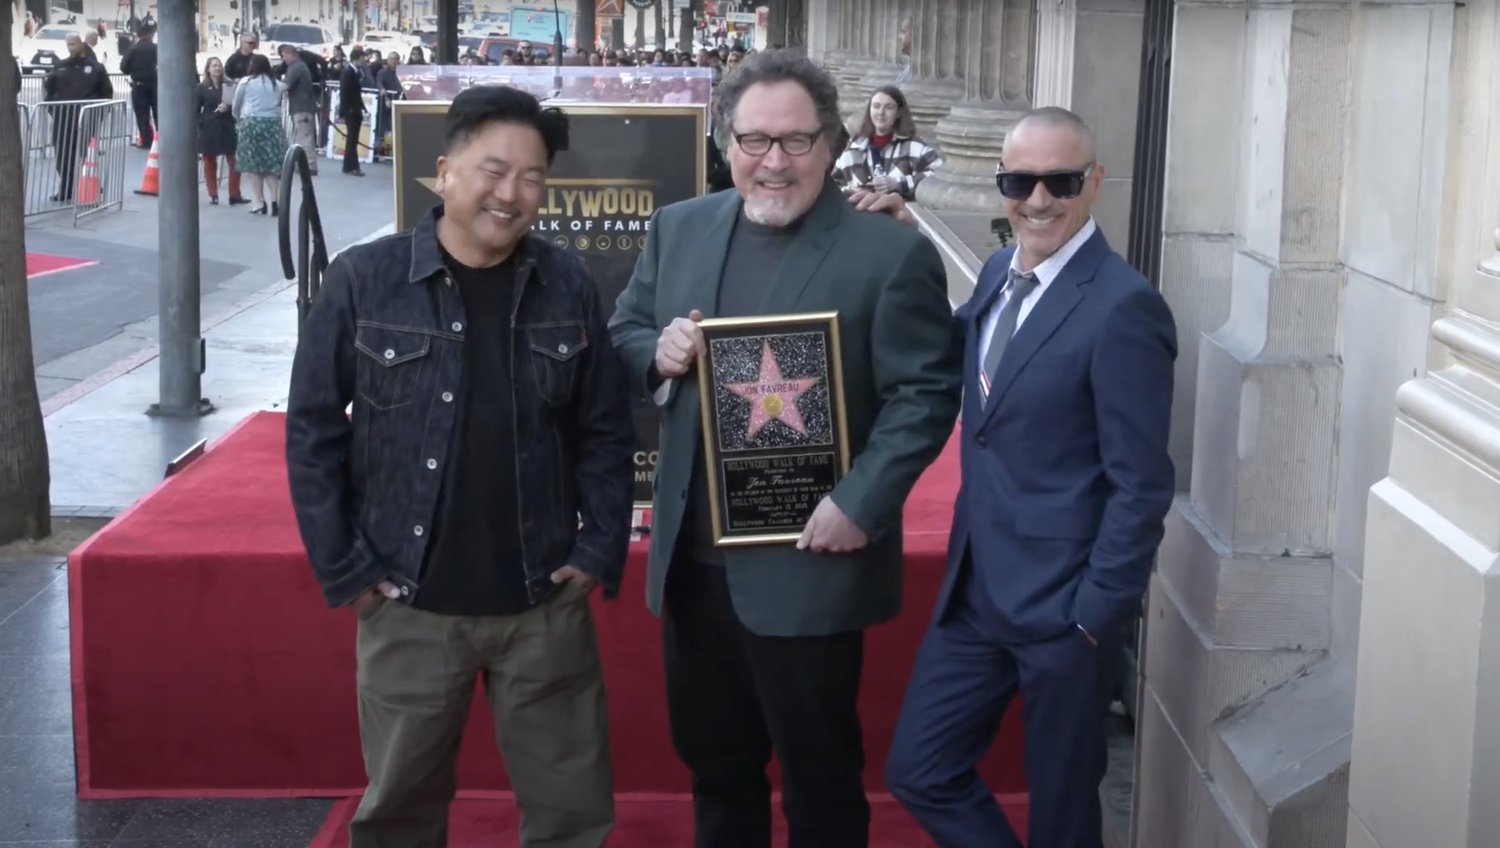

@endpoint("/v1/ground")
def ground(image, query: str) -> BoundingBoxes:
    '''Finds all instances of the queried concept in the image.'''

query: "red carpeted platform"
[307,794,1029,847]
[26,252,98,278]
[70,411,1025,798]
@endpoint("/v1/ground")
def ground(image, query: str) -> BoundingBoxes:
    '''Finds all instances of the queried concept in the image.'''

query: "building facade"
[803,2,1500,847]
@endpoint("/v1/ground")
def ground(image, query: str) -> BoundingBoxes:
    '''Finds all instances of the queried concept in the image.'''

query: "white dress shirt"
[977,218,1097,370]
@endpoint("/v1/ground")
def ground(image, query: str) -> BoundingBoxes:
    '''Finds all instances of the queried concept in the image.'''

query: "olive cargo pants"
[349,582,613,847]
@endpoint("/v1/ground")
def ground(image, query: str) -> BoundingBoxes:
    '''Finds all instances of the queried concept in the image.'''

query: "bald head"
[65,33,85,58]
[1002,106,1096,167]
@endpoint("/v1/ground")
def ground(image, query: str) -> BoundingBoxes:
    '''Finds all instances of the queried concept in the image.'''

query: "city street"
[25,144,395,408]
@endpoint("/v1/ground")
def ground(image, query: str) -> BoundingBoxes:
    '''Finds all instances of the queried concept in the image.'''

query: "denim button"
[452,322,462,332]
[413,525,424,536]
[557,343,568,354]
[426,458,437,470]
[400,586,411,596]
[383,349,395,360]
[441,391,454,402]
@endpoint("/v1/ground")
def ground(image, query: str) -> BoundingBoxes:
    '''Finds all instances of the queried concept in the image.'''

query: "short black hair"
[444,85,570,165]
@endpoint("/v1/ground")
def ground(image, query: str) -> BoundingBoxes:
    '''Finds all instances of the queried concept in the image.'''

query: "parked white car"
[261,21,340,68]
[20,23,92,74]
[355,29,421,54]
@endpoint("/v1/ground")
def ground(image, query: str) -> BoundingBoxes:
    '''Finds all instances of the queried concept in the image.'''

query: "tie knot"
[1008,269,1038,298]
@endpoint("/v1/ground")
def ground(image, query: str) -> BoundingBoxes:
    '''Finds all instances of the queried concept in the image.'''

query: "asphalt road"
[23,142,396,403]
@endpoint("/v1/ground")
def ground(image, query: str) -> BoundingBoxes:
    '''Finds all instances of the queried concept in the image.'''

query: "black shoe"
[228,196,251,205]
[271,201,279,217]
[209,196,219,205]
[250,202,267,215]
[345,169,365,177]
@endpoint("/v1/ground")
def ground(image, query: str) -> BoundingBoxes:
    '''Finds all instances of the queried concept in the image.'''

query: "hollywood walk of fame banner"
[392,101,708,506]
[695,313,852,546]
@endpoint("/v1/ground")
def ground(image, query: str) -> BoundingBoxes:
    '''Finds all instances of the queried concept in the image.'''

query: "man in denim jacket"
[286,86,635,848]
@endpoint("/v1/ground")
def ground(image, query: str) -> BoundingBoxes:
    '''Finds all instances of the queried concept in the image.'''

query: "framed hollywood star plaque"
[695,312,852,546]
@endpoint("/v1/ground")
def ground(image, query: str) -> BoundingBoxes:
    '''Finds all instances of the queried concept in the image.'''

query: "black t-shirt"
[685,211,799,564]
[414,251,530,616]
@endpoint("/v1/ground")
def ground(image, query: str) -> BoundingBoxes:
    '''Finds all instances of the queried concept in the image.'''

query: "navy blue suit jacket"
[940,229,1177,643]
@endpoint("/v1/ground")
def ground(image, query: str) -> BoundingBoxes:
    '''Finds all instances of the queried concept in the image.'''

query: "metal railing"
[18,72,133,117]
[21,99,130,223]
[73,99,131,223]
[278,143,330,337]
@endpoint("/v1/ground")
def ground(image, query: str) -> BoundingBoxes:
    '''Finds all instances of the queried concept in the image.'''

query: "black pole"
[552,0,563,94]
[434,0,456,64]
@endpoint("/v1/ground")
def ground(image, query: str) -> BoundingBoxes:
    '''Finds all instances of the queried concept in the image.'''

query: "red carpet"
[70,411,1026,798]
[26,252,97,278]
[307,795,1029,848]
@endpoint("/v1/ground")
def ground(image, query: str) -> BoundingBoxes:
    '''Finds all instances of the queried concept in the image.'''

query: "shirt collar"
[1008,217,1097,289]
[408,205,538,285]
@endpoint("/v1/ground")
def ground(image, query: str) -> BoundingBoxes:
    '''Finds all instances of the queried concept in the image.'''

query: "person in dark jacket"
[286,86,634,847]
[225,33,258,81]
[42,34,112,203]
[197,57,249,206]
[119,24,157,147]
[336,47,367,176]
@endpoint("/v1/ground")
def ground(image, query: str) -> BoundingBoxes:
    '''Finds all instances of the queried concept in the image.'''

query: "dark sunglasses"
[995,163,1094,200]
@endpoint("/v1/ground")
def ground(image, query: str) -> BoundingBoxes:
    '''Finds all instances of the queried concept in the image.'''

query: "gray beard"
[743,195,805,228]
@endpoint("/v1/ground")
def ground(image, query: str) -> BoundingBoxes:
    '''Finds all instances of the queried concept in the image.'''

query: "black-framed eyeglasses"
[733,131,821,156]
[995,163,1095,200]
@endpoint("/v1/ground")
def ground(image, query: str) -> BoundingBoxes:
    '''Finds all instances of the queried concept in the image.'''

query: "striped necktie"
[978,269,1038,405]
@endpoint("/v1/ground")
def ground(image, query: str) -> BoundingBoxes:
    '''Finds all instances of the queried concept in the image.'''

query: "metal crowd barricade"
[21,99,129,224]
[18,73,135,124]
[73,99,130,224]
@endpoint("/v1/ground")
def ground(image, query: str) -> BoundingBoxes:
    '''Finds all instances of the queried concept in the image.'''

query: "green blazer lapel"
[669,192,740,321]
[760,181,845,315]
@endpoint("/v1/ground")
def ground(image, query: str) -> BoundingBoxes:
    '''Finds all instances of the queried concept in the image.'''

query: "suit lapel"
[962,255,1011,430]
[977,231,1108,430]
[759,181,844,314]
[672,192,741,321]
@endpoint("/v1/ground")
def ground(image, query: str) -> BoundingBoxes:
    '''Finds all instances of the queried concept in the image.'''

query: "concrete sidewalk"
[42,218,395,516]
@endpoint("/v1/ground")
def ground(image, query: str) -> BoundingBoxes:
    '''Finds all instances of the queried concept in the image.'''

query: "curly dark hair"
[713,48,842,150]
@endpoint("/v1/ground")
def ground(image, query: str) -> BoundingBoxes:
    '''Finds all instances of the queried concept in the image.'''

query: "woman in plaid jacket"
[832,85,943,200]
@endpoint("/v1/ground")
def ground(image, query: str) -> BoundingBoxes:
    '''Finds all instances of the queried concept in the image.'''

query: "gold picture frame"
[695,312,851,546]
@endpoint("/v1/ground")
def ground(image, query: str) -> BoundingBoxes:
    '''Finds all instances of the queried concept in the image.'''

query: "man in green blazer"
[608,50,962,848]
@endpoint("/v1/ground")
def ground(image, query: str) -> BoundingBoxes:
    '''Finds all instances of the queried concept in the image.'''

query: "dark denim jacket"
[286,207,636,609]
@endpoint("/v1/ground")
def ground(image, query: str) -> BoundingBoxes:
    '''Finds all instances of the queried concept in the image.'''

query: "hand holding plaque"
[695,312,851,546]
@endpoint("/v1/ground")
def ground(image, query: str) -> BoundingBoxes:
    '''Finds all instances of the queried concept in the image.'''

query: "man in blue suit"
[885,107,1177,848]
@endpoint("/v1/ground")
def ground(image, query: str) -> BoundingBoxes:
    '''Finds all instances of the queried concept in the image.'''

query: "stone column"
[847,0,907,122]
[806,0,842,68]
[899,0,966,139]
[915,0,1034,212]
[1135,4,1357,847]
[1029,0,1145,246]
[1346,3,1500,847]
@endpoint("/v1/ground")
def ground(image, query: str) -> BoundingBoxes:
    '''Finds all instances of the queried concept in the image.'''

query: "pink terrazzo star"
[724,341,821,441]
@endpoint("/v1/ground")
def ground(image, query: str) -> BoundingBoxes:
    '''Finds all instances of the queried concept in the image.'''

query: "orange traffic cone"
[76,139,101,204]
[134,140,160,196]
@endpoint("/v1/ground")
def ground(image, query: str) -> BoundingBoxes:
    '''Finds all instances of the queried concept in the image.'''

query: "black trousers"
[342,112,362,173]
[130,84,156,146]
[663,555,869,848]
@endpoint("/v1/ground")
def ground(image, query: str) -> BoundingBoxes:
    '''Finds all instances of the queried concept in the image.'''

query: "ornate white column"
[1032,0,1077,109]
[915,0,1033,212]
[1135,4,1359,847]
[899,0,967,139]
[1347,2,1500,846]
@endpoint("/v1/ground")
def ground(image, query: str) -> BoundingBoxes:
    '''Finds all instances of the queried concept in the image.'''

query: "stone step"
[1209,659,1354,847]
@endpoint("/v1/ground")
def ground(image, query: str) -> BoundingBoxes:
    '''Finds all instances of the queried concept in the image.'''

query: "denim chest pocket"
[524,322,588,406]
[354,324,432,410]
